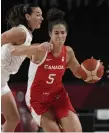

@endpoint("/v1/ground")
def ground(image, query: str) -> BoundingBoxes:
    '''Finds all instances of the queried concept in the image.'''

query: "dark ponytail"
[47,8,68,32]
[6,4,39,28]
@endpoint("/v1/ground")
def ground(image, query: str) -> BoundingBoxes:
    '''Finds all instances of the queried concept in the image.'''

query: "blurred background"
[1,0,109,132]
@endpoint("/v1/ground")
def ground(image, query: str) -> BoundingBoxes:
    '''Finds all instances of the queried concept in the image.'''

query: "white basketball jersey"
[1,24,32,74]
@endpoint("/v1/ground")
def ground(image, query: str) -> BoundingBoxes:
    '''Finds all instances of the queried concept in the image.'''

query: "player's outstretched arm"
[1,27,26,45]
[11,42,53,57]
[66,46,81,79]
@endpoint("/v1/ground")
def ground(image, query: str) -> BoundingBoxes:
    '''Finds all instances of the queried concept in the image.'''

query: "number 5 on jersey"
[46,74,56,84]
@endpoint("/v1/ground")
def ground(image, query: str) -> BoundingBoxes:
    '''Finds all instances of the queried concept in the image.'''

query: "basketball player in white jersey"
[1,4,52,132]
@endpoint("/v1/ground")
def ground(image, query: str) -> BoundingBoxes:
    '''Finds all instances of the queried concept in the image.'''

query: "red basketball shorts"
[27,89,76,126]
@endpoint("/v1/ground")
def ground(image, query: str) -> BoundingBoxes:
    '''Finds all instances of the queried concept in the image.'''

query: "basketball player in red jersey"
[25,8,82,132]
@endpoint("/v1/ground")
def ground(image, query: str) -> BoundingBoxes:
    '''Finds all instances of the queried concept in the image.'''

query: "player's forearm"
[70,65,82,79]
[73,66,82,79]
[11,44,41,56]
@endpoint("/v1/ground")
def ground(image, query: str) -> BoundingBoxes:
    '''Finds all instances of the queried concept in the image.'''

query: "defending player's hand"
[39,42,53,52]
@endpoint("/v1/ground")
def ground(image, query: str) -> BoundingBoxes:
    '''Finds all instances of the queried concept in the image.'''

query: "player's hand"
[39,42,53,52]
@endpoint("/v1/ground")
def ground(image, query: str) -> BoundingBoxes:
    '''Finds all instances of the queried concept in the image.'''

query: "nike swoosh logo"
[46,59,52,61]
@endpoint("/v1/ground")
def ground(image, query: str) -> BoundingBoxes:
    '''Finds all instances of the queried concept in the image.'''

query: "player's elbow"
[11,48,19,56]
[11,49,16,56]
[1,33,8,45]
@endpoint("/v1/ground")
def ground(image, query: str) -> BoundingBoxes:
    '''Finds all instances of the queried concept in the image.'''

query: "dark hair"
[6,4,39,28]
[47,8,68,32]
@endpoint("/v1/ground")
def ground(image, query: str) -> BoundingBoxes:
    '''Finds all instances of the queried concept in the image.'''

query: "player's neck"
[51,45,62,58]
[27,24,34,33]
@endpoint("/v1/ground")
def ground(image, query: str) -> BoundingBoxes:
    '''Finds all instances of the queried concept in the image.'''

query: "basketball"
[80,58,104,83]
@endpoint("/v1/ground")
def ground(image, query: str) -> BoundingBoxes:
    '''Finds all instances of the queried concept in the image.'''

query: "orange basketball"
[80,58,104,83]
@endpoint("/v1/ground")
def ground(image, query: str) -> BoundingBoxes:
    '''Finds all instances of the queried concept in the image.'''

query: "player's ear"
[25,14,31,21]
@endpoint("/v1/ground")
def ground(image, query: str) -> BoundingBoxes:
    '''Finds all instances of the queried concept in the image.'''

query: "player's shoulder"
[65,46,74,54]
[2,26,26,38]
[10,27,26,37]
[65,46,76,62]
[10,27,26,44]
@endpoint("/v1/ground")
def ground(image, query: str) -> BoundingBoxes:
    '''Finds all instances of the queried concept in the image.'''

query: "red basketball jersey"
[26,46,67,103]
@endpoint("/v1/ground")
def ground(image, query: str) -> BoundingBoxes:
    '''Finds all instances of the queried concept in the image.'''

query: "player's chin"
[35,24,41,29]
[58,42,64,46]
[56,41,64,45]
